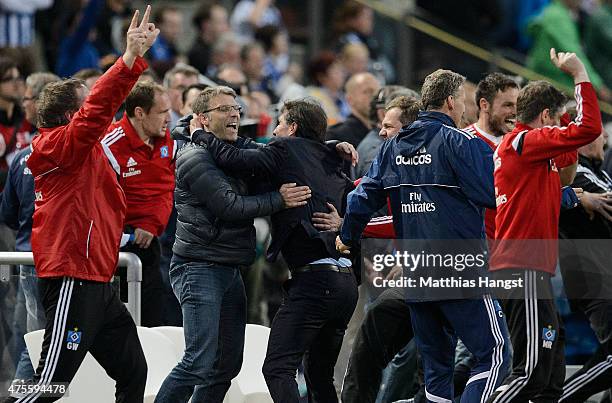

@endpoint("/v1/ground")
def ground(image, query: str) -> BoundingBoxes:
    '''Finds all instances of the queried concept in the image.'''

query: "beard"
[488,114,512,137]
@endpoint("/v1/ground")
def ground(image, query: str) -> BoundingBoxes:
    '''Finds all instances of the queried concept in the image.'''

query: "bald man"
[326,72,380,149]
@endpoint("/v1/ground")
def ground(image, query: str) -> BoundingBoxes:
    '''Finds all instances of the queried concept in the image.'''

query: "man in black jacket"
[558,128,612,402]
[155,86,310,403]
[194,99,359,403]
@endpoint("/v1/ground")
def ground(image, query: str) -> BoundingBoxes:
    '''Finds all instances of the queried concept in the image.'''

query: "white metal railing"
[0,252,142,325]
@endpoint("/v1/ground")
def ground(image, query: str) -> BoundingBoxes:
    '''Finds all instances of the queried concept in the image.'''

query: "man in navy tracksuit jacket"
[338,69,511,403]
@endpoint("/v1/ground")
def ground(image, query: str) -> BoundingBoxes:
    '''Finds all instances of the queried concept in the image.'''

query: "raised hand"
[124,5,160,68]
[550,48,589,84]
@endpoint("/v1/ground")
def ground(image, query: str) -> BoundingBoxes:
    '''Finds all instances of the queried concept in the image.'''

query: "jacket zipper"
[86,220,93,258]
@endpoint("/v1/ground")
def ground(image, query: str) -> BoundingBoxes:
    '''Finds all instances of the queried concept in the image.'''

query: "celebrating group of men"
[1,3,611,403]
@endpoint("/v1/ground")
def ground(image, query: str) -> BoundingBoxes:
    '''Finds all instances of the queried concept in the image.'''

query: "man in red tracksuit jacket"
[5,8,159,403]
[101,82,176,327]
[487,49,603,403]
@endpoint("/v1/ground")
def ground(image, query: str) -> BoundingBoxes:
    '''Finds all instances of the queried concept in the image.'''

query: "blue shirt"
[0,145,34,251]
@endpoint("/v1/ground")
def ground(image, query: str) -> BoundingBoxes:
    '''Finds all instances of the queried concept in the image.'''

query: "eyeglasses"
[203,104,243,114]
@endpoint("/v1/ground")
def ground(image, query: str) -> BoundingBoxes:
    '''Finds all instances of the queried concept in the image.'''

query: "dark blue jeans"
[155,256,247,403]
[262,270,358,403]
[14,265,45,380]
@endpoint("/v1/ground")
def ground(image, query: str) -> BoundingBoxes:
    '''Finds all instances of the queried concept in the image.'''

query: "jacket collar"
[578,154,602,172]
[120,114,162,150]
[417,111,456,127]
[514,122,533,133]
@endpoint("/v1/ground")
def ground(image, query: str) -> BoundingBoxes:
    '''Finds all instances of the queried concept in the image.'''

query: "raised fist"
[550,48,588,83]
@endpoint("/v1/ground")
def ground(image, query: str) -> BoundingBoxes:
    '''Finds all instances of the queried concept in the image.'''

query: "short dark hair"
[240,42,264,62]
[36,78,86,128]
[385,96,421,126]
[420,69,466,111]
[182,83,209,105]
[0,56,18,81]
[254,25,281,52]
[475,73,519,111]
[281,99,328,142]
[153,5,179,25]
[192,2,219,29]
[125,82,166,118]
[333,1,368,36]
[517,81,568,124]
[308,51,338,86]
[369,85,416,122]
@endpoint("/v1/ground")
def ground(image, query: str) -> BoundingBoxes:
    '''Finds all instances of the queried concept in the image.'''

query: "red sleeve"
[352,176,396,238]
[554,150,578,168]
[35,56,148,172]
[514,83,602,162]
[362,216,396,238]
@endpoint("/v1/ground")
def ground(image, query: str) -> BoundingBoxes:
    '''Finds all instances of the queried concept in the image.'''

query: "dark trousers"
[4,277,147,402]
[262,270,358,403]
[488,270,565,403]
[120,236,164,327]
[341,287,416,403]
[560,299,612,402]
[410,295,510,403]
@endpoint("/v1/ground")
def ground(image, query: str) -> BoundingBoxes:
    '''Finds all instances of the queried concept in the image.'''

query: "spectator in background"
[73,68,103,89]
[149,5,182,66]
[230,0,284,44]
[55,0,105,77]
[101,82,175,327]
[188,2,230,75]
[163,64,200,129]
[207,32,242,77]
[138,68,160,84]
[305,51,349,125]
[0,72,59,384]
[94,0,133,58]
[181,83,209,116]
[526,0,610,99]
[254,25,293,97]
[0,57,32,190]
[216,63,248,94]
[584,0,612,90]
[333,1,393,83]
[354,85,416,178]
[241,42,275,101]
[339,42,370,78]
[327,72,380,148]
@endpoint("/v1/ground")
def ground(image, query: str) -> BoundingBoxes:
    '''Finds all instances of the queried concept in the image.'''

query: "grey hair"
[26,72,61,98]
[420,69,466,111]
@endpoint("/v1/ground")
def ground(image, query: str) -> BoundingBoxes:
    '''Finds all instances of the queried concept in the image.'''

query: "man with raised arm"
[4,7,159,403]
[488,49,603,402]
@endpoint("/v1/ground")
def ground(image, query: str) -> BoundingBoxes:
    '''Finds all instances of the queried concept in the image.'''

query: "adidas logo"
[126,157,138,168]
